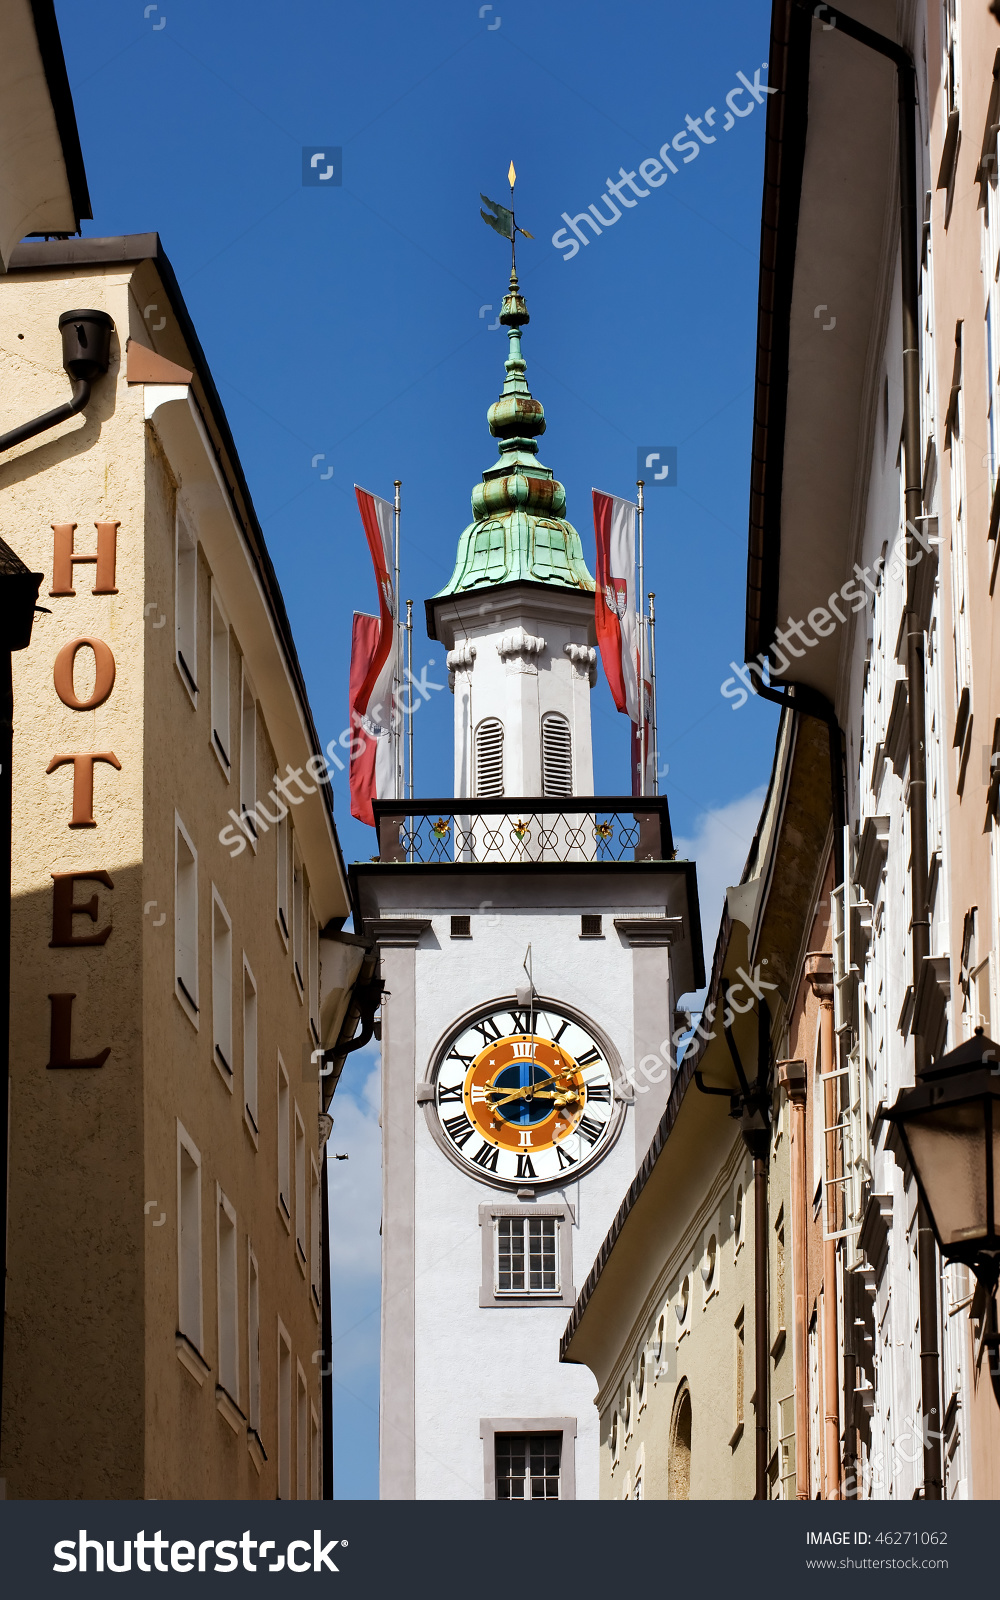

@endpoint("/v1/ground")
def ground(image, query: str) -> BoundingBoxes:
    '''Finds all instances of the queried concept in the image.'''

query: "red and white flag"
[593,489,639,721]
[349,486,399,827]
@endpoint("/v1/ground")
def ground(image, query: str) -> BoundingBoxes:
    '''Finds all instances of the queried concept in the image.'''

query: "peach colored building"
[0,234,362,1498]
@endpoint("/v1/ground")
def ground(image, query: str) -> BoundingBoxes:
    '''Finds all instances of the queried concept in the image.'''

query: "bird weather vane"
[480,160,533,270]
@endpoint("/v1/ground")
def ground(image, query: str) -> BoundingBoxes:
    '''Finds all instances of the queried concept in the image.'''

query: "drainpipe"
[806,956,841,1498]
[784,0,943,1502]
[778,1059,810,1497]
[0,309,114,1481]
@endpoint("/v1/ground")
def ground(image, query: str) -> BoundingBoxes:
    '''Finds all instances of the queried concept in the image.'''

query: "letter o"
[53,637,116,710]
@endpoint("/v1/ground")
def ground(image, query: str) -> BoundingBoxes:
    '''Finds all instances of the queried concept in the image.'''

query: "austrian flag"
[349,486,399,827]
[592,489,640,722]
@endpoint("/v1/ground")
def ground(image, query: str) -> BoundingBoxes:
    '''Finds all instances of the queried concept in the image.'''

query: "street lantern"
[881,1029,1000,1405]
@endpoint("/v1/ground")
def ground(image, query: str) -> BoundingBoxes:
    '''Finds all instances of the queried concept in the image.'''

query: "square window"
[479,1204,574,1308]
[580,914,603,938]
[450,915,472,939]
[496,1216,559,1294]
[495,1432,562,1500]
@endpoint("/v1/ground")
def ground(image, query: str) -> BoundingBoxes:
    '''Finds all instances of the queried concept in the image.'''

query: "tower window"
[580,915,603,938]
[541,712,573,797]
[475,718,504,797]
[495,1432,562,1500]
[450,915,472,939]
[495,1215,560,1294]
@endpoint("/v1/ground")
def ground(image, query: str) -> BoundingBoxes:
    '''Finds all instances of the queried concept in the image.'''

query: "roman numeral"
[470,1084,488,1104]
[555,1144,578,1170]
[443,1112,475,1148]
[576,1046,601,1066]
[516,1154,537,1180]
[586,1082,612,1104]
[577,1115,603,1145]
[437,1082,463,1103]
[470,1140,500,1171]
[517,1130,533,1147]
[472,1016,503,1046]
[509,1010,532,1034]
[553,1019,570,1043]
[447,1048,474,1067]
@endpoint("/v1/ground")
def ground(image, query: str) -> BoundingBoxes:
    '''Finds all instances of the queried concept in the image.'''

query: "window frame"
[277,1320,292,1500]
[247,1243,261,1435]
[294,1105,307,1270]
[277,1054,291,1229]
[239,663,258,850]
[175,508,198,705]
[210,583,232,778]
[480,1417,576,1501]
[243,954,258,1137]
[474,716,504,797]
[211,887,233,1086]
[216,1185,239,1406]
[276,809,290,946]
[174,812,199,1027]
[176,1121,204,1354]
[478,1202,575,1308]
[296,1360,309,1500]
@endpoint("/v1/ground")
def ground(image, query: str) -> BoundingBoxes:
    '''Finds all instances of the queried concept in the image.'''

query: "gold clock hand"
[485,1067,579,1110]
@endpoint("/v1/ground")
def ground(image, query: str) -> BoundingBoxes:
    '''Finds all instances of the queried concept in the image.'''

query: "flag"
[349,613,397,827]
[350,486,399,826]
[592,489,640,721]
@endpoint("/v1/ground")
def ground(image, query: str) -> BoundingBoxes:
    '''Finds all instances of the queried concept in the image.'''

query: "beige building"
[561,711,832,1498]
[0,233,363,1498]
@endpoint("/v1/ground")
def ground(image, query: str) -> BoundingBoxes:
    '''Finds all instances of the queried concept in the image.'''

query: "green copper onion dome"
[434,268,595,596]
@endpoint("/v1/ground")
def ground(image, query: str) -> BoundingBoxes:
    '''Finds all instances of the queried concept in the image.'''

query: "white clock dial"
[430,1001,621,1188]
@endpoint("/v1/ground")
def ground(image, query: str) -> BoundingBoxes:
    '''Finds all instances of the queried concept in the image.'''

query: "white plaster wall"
[445,594,596,799]
[408,907,641,1500]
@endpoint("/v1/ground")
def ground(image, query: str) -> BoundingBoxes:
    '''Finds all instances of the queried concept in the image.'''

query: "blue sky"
[57,0,777,1497]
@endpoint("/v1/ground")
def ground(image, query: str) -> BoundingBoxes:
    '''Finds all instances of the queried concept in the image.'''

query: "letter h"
[560,209,603,245]
[50,522,119,596]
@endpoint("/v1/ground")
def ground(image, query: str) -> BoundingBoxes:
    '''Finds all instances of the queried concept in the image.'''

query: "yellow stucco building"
[0,234,362,1498]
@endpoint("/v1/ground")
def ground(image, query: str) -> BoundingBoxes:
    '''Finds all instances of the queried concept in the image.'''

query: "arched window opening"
[667,1385,692,1500]
[475,718,504,797]
[541,712,573,797]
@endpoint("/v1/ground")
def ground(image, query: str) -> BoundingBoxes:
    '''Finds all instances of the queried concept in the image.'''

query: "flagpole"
[406,599,414,800]
[636,479,646,798]
[648,591,658,797]
[393,479,402,800]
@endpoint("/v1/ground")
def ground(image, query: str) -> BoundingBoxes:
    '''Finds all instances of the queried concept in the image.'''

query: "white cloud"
[675,786,767,995]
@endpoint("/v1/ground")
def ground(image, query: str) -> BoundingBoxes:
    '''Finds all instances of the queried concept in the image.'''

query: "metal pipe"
[636,479,646,796]
[780,1062,811,1497]
[393,481,402,802]
[754,1151,769,1498]
[648,592,658,796]
[819,994,842,1499]
[0,309,114,456]
[321,1142,334,1498]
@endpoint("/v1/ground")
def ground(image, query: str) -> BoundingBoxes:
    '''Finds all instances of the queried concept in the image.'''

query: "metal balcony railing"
[371,796,674,865]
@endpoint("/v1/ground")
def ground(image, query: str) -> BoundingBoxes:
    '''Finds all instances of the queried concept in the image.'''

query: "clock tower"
[350,269,703,1500]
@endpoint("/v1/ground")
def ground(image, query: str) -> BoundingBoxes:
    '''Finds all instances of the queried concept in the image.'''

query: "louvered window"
[541,713,573,797]
[475,719,504,797]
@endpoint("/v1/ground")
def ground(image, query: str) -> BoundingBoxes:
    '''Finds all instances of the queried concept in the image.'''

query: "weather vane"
[480,161,534,271]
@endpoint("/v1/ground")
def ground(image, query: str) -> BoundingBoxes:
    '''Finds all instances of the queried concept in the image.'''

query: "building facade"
[0,234,361,1498]
[352,270,703,1500]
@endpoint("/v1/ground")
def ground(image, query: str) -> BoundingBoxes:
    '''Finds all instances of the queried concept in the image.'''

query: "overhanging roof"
[0,0,91,269]
[746,0,903,697]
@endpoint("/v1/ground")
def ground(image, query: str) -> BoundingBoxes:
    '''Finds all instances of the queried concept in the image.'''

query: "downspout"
[782,1,943,1502]
[806,958,842,1499]
[778,1058,810,1497]
[321,1142,333,1498]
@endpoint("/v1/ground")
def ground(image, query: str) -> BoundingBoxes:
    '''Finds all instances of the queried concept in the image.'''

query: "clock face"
[430,1002,621,1188]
